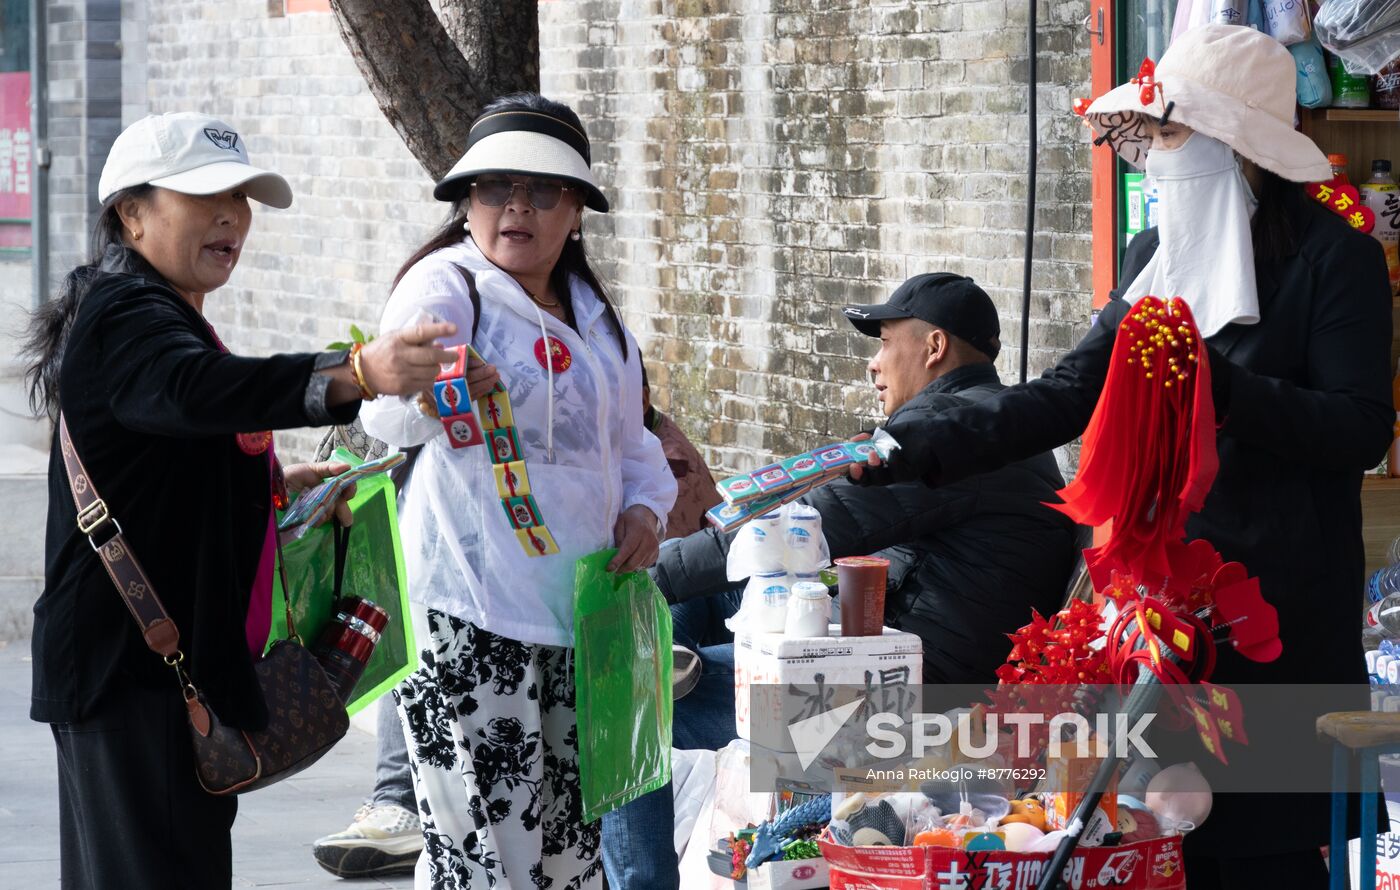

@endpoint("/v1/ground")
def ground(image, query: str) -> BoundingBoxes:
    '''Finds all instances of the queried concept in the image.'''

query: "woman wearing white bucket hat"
[22,111,456,889]
[360,93,675,890]
[854,25,1391,886]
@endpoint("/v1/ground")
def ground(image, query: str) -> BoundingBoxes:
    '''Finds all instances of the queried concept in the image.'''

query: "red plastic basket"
[818,830,1186,889]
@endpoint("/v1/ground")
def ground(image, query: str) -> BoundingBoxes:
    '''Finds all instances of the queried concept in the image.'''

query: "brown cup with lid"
[834,556,889,636]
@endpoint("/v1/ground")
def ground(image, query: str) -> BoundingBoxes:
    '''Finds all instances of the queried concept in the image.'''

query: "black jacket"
[652,363,1080,685]
[877,197,1393,853]
[31,247,356,728]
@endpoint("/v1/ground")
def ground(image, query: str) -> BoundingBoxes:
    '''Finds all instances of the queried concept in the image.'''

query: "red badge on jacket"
[534,336,572,373]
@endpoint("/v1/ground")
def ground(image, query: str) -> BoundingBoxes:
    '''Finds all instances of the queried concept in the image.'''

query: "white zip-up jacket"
[361,237,676,646]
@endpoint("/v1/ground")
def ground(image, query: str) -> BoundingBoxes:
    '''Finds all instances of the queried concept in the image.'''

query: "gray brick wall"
[538,0,1094,473]
[45,0,124,288]
[120,0,148,127]
[117,0,1093,470]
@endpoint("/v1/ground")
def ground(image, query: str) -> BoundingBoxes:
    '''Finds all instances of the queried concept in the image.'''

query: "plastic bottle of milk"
[785,581,832,637]
[748,571,790,633]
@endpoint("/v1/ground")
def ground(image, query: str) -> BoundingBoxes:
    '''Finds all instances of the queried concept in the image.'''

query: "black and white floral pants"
[395,605,602,890]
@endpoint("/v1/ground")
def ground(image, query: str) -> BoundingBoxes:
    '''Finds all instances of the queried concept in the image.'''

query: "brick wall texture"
[126,0,1093,469]
[45,0,124,286]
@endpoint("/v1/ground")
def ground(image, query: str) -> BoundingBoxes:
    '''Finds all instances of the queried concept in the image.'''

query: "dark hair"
[1250,165,1306,267]
[394,93,626,357]
[23,185,153,418]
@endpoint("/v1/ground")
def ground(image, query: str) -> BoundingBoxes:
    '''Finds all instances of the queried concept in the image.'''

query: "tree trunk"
[440,1,540,95]
[327,0,540,181]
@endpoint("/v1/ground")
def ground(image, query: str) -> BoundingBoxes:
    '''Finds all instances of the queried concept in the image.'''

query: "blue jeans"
[600,588,743,890]
[369,693,416,811]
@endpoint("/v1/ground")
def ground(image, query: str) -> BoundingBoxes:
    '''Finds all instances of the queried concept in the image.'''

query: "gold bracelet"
[349,344,376,401]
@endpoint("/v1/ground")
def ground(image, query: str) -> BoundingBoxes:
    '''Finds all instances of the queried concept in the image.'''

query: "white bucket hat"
[98,112,292,208]
[1084,24,1331,183]
[434,106,609,212]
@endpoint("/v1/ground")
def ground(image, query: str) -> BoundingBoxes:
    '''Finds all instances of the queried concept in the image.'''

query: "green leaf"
[326,341,351,351]
[350,324,366,344]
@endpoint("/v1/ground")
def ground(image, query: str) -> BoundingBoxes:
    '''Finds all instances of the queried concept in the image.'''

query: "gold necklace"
[525,288,561,308]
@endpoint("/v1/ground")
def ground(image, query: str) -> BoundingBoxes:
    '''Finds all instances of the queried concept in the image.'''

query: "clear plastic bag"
[1316,0,1400,74]
[724,502,834,634]
[726,510,787,581]
[573,548,673,822]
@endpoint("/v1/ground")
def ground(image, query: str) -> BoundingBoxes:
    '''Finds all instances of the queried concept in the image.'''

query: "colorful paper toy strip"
[705,482,820,533]
[714,440,887,507]
[434,345,558,558]
[707,437,897,531]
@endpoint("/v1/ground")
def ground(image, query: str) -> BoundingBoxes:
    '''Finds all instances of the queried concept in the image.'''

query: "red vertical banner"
[1089,0,1116,309]
[0,71,33,249]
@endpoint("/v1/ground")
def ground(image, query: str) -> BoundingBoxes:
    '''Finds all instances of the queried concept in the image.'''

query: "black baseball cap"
[843,272,1001,361]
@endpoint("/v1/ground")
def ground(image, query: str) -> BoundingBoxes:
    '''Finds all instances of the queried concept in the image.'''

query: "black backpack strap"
[456,264,482,342]
[389,263,482,495]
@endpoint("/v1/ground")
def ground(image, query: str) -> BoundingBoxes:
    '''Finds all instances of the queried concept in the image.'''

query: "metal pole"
[1020,0,1037,385]
[28,0,48,307]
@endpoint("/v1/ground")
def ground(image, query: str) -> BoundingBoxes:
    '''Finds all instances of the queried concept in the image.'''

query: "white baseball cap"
[98,112,293,208]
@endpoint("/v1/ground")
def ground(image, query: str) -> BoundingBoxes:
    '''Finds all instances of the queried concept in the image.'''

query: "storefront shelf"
[1363,476,1400,574]
[1323,110,1400,123]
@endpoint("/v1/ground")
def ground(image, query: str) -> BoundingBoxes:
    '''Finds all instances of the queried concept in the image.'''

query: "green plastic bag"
[269,450,415,716]
[573,549,673,823]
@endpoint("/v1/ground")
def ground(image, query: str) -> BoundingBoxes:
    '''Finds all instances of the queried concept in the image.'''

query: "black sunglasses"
[471,177,573,211]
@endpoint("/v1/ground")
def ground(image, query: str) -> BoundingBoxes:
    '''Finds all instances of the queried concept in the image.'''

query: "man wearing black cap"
[845,271,1006,417]
[601,274,1080,890]
[650,272,1077,681]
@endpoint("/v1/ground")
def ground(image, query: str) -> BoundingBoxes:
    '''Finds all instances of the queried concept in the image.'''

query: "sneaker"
[673,645,701,701]
[312,803,422,877]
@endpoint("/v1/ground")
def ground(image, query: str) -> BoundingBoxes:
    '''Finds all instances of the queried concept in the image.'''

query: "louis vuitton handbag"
[58,417,349,795]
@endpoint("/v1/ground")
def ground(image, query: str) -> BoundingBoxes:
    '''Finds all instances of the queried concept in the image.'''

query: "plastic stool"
[1317,711,1400,890]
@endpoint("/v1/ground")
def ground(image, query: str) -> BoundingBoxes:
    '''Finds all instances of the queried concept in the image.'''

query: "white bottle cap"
[792,581,829,600]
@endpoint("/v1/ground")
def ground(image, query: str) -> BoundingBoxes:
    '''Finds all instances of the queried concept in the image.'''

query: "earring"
[131,230,142,241]
[462,219,471,233]
[570,230,581,241]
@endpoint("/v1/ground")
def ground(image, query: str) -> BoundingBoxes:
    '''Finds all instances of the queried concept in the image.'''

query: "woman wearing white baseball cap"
[22,111,457,889]
[853,25,1391,888]
[360,93,675,890]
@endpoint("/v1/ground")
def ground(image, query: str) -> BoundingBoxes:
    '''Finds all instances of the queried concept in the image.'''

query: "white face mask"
[1123,132,1260,338]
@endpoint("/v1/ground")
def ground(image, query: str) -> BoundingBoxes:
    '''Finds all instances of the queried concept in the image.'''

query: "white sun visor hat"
[434,108,609,212]
[98,112,293,208]
[1083,24,1331,183]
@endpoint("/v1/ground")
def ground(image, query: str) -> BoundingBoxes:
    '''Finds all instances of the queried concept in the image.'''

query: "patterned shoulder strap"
[56,416,181,658]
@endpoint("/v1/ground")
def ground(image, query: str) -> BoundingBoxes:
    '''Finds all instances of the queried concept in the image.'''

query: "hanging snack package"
[574,549,673,822]
[1263,0,1310,45]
